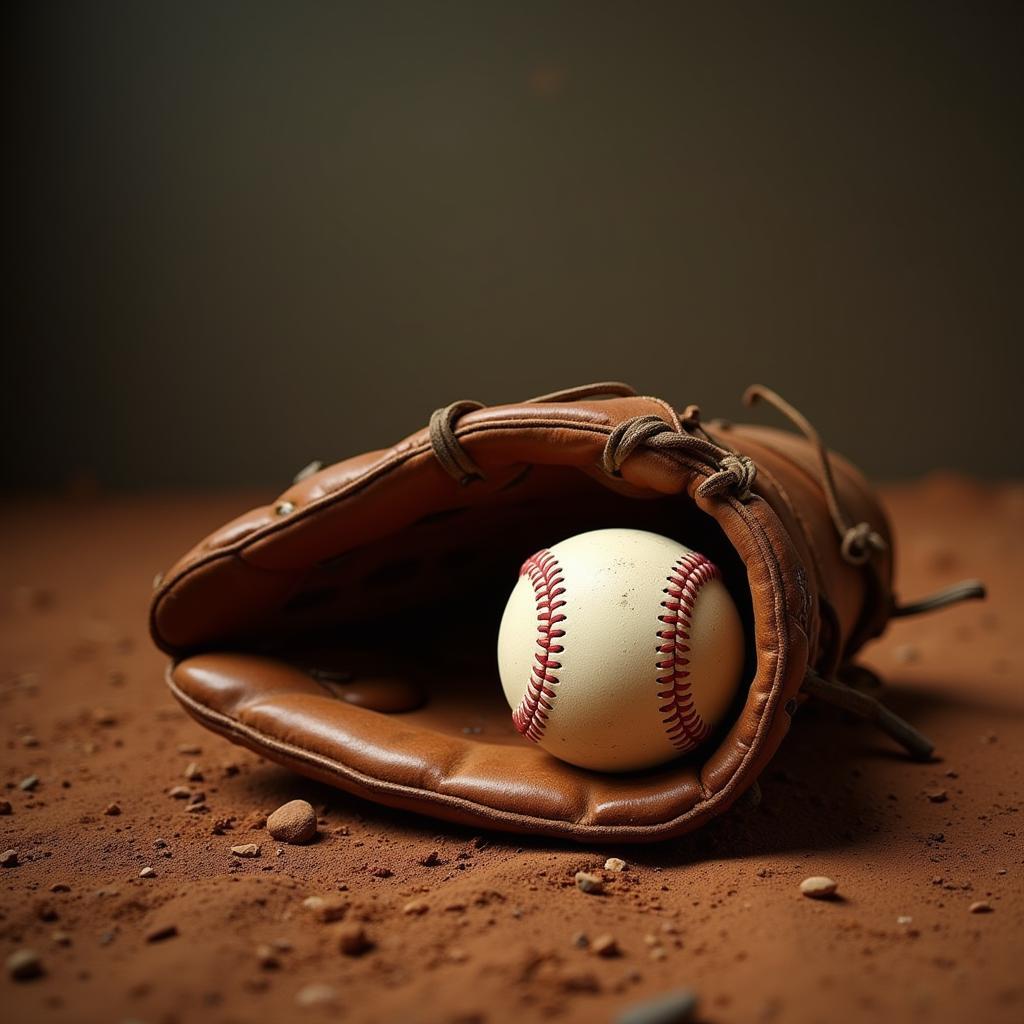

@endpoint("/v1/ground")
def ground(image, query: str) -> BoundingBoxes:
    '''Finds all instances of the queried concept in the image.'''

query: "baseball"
[498,528,745,772]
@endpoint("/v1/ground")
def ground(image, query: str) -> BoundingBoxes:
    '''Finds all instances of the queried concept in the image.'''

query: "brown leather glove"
[150,382,983,842]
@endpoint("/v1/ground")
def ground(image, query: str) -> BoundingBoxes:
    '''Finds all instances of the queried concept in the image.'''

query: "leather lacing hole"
[275,500,295,516]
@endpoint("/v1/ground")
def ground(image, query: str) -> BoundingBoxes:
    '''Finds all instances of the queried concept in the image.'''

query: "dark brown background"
[5,2,1022,488]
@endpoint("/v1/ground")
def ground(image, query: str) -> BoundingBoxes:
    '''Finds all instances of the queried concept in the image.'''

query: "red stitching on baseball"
[656,551,719,751]
[511,549,566,743]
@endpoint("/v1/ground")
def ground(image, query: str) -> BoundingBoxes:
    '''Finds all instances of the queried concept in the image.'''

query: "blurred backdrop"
[5,2,1022,489]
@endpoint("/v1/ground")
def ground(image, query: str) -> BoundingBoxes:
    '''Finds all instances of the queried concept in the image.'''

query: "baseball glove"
[150,382,983,843]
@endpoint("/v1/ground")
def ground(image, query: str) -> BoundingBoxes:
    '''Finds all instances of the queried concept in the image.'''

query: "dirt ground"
[2,476,1022,1024]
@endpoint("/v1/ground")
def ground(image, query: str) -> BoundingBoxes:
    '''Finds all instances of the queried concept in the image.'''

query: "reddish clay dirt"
[2,477,1022,1023]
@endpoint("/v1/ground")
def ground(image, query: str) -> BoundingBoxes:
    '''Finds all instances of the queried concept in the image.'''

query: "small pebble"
[52,932,71,947]
[303,896,348,922]
[177,743,202,755]
[19,775,39,791]
[403,900,429,916]
[615,988,698,1024]
[139,866,156,879]
[230,844,260,858]
[592,934,620,958]
[168,786,191,799]
[925,790,948,803]
[183,762,203,781]
[6,948,43,981]
[337,924,372,956]
[575,871,604,895]
[799,876,838,899]
[295,983,338,1008]
[572,931,589,949]
[267,800,317,844]
[49,883,70,893]
[145,924,178,942]
[419,850,443,867]
[21,735,39,747]
[2,849,19,868]
[896,915,913,925]
[256,944,280,970]
[104,803,122,816]
[969,901,993,914]
[604,857,627,872]
[0,800,12,814]
[92,708,118,726]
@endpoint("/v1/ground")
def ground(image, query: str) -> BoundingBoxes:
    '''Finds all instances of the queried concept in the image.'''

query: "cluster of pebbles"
[4,794,322,983]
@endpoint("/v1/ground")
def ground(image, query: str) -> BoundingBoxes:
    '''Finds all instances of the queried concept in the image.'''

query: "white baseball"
[497,528,745,772]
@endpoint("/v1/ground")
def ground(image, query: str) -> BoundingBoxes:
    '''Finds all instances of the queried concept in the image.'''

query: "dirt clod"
[255,944,280,969]
[575,871,604,895]
[6,949,43,981]
[303,896,348,922]
[337,924,372,956]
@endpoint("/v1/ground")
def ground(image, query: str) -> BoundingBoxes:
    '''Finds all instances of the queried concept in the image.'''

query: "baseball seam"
[511,549,566,743]
[657,552,717,750]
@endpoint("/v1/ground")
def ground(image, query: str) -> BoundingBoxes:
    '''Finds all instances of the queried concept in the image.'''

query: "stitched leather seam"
[657,552,716,751]
[511,549,566,743]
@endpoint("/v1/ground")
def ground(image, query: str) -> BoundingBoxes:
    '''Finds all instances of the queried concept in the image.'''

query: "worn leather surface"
[150,387,892,842]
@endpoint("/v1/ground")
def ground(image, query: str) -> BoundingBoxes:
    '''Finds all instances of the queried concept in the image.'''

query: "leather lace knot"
[429,382,639,487]
[428,400,486,486]
[603,415,756,503]
[840,521,888,565]
[601,415,674,475]
[697,453,756,501]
